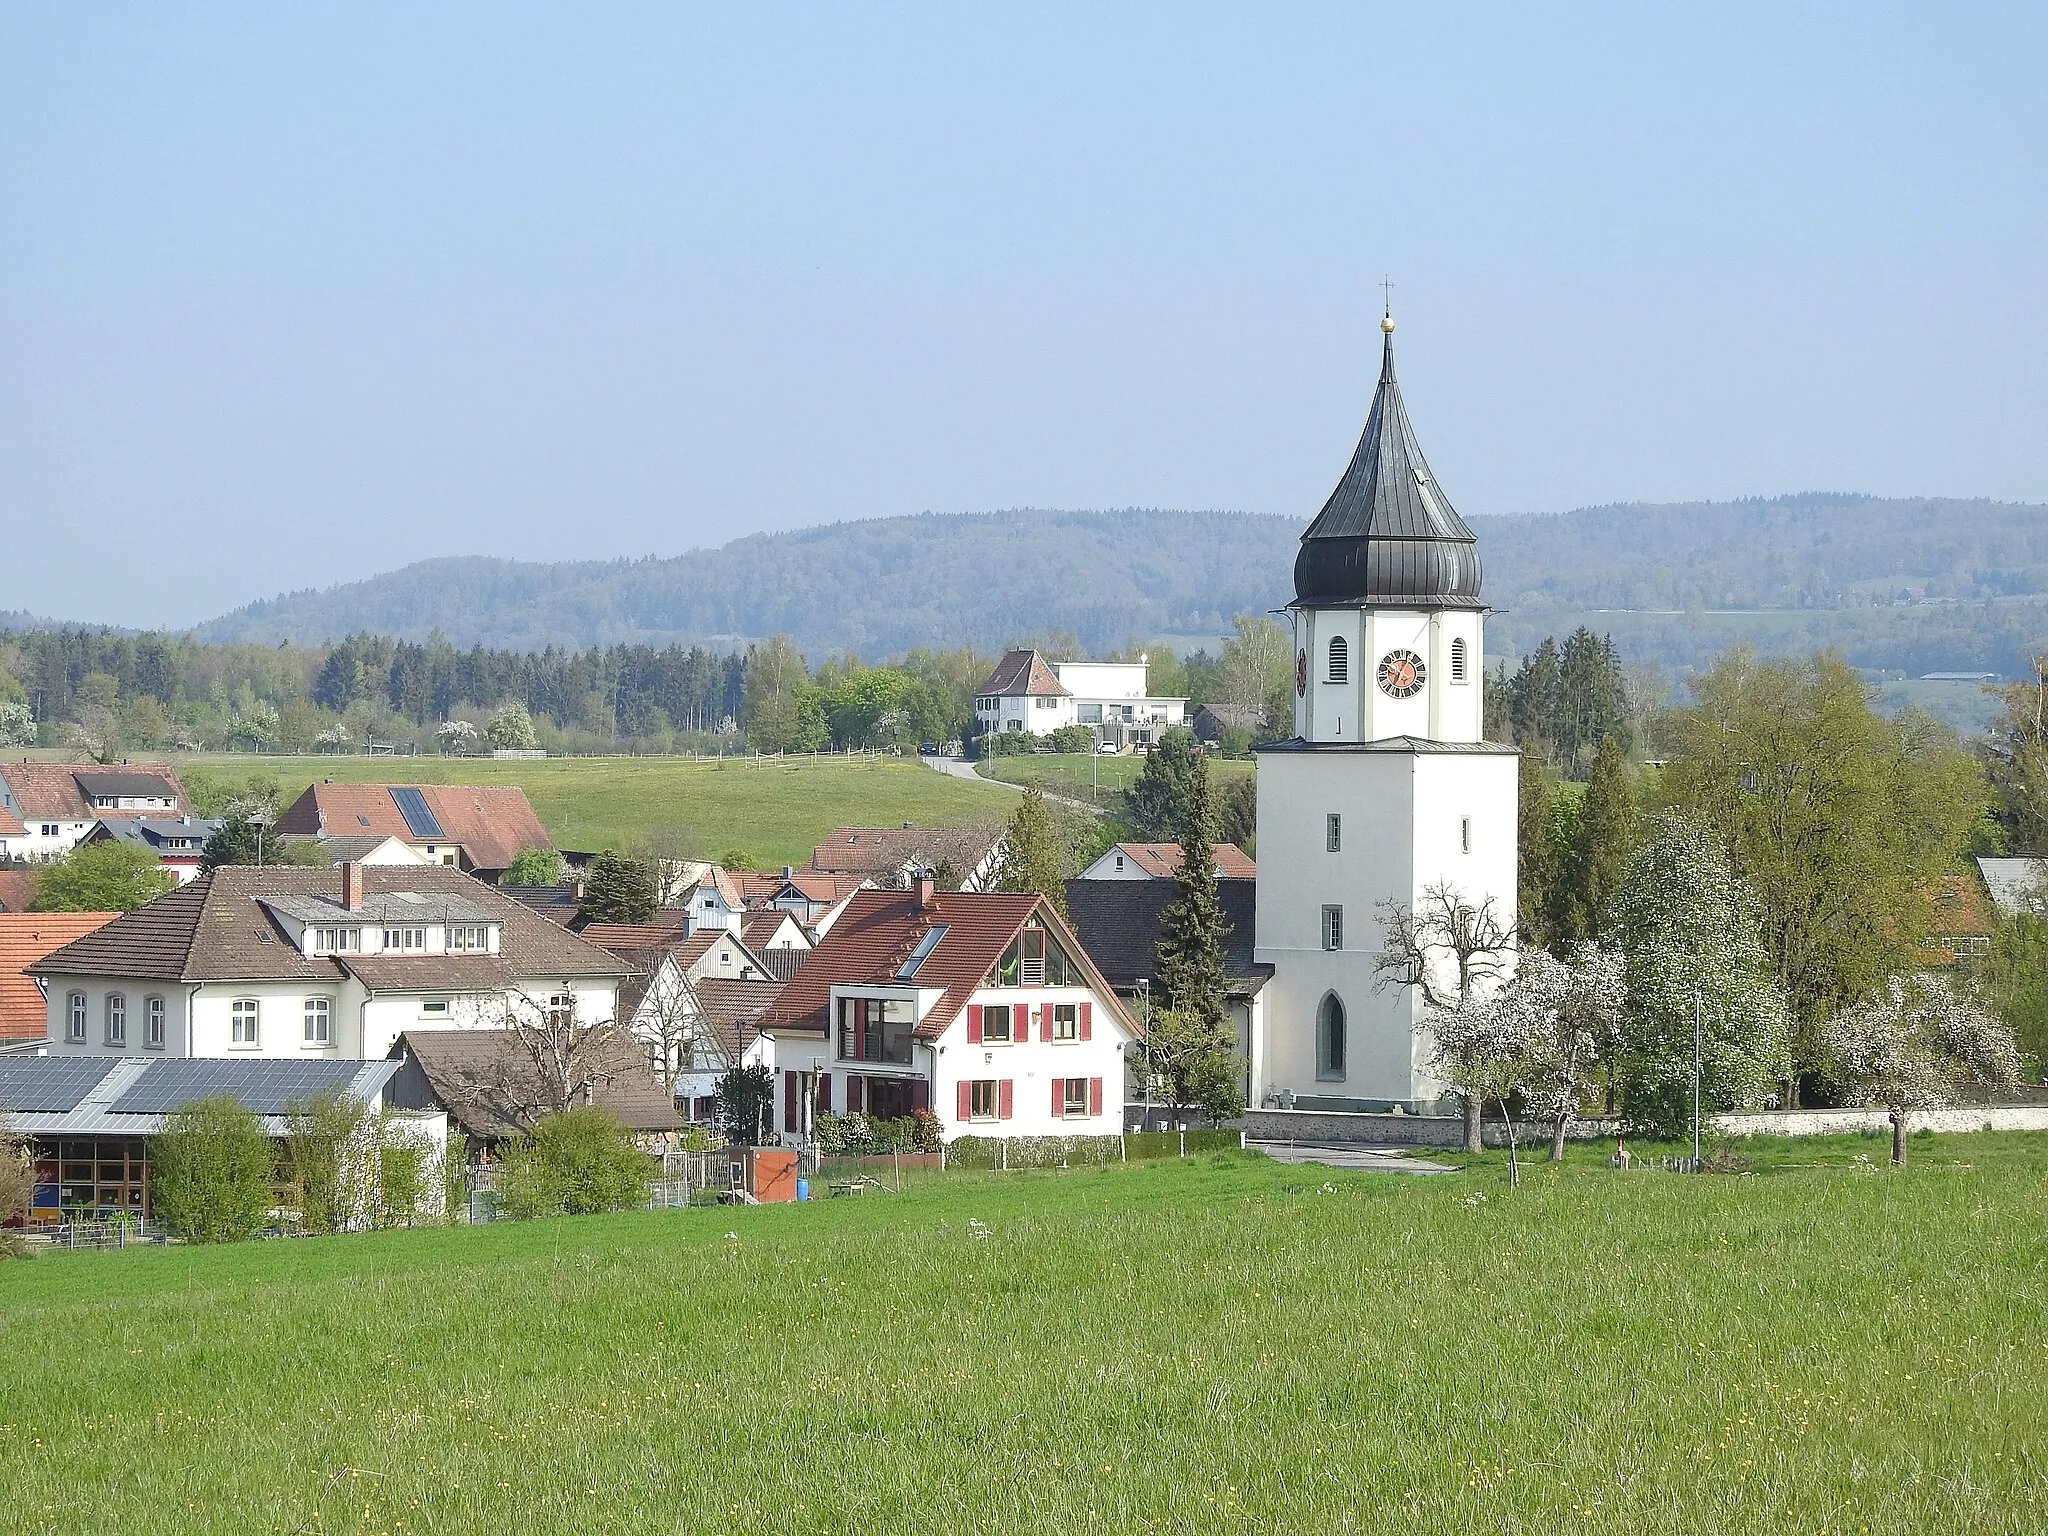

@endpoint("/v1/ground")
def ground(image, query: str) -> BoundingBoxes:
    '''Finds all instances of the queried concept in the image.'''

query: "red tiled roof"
[391,1027,680,1142]
[761,888,1138,1041]
[0,763,187,821]
[0,807,25,836]
[579,922,694,952]
[741,911,809,950]
[0,913,120,1039]
[273,783,552,872]
[809,827,1002,881]
[977,649,1071,698]
[0,870,34,913]
[692,977,787,1059]
[1107,842,1257,880]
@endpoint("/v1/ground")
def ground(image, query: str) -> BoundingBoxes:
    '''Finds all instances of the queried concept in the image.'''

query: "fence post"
[1179,1129,1186,1158]
[1001,1139,1008,1173]
[1120,1134,1127,1162]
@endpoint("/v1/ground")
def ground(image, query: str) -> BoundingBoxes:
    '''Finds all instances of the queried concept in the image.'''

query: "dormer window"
[310,926,362,954]
[447,924,492,952]
[383,926,427,952]
[987,922,1079,987]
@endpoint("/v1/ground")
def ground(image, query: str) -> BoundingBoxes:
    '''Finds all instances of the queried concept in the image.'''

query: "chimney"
[915,874,935,910]
[342,861,365,912]
[782,865,794,879]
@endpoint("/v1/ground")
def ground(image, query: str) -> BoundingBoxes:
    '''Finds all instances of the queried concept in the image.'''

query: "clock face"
[1377,649,1426,699]
[1296,649,1308,698]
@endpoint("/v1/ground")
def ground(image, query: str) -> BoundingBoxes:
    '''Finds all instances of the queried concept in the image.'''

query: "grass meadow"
[165,752,1014,867]
[2,1135,2045,1534]
[978,751,1254,813]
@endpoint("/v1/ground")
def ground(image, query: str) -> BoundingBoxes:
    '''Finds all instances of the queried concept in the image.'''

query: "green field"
[978,751,1254,813]
[150,752,1014,867]
[2,1136,2043,1533]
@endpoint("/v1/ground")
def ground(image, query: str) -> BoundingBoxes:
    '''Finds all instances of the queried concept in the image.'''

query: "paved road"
[926,754,1103,815]
[1249,1141,1461,1175]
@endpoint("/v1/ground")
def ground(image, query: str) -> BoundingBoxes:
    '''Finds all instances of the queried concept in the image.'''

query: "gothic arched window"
[1327,635,1349,684]
[1317,993,1346,1081]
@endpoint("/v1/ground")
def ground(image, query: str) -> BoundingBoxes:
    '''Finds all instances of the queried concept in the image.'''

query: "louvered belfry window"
[1327,635,1349,683]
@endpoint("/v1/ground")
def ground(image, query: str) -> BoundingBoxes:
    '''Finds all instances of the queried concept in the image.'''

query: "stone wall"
[1246,1103,2048,1148]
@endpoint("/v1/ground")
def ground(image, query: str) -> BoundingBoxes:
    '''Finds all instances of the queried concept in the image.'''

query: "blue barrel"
[795,1177,809,1202]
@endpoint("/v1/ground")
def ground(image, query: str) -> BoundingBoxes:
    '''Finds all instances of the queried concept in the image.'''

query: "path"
[926,755,1104,816]
[1249,1141,1461,1175]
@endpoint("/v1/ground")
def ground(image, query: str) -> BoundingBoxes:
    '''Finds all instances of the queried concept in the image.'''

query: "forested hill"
[191,496,2048,674]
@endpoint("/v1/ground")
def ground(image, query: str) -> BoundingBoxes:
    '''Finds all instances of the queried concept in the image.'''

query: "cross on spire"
[1379,275,1394,317]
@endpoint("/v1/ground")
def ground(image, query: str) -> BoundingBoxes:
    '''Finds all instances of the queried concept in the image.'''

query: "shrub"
[151,1096,276,1243]
[1047,725,1097,754]
[505,847,565,887]
[0,1117,33,1254]
[496,1108,652,1218]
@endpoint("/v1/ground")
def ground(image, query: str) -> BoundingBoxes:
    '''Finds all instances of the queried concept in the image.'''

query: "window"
[1318,993,1347,1080]
[104,993,126,1047]
[1326,813,1342,853]
[981,1003,1013,1044]
[41,824,58,838]
[311,926,361,953]
[447,924,491,952]
[1461,816,1472,854]
[231,998,260,1047]
[382,927,426,952]
[1062,1077,1089,1117]
[838,996,915,1064]
[145,996,165,1050]
[1322,905,1344,951]
[1326,635,1349,683]
[1035,695,1057,710]
[303,996,332,1047]
[1052,1002,1078,1041]
[66,992,86,1043]
[969,1080,1000,1121]
[421,1000,449,1015]
[1450,636,1469,684]
[547,992,575,1030]
[988,924,1078,987]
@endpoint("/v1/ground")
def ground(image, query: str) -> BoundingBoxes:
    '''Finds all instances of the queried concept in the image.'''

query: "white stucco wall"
[1293,608,1484,746]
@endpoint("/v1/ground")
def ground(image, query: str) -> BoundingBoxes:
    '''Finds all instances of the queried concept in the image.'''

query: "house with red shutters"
[754,878,1138,1143]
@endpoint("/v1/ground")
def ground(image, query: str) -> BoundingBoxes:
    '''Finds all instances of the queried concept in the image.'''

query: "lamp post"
[1136,978,1151,1131]
[1691,987,1704,1171]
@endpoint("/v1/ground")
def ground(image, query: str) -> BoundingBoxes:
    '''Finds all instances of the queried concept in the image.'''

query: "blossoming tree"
[1821,974,2021,1165]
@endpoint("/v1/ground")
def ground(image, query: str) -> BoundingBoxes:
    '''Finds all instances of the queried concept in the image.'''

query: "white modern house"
[756,881,1138,1142]
[33,863,630,1063]
[973,653,1187,749]
[1253,310,1518,1111]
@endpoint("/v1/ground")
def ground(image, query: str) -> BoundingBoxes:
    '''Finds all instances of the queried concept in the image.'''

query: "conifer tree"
[578,850,657,925]
[1122,726,1201,840]
[1144,754,1243,1121]
[1517,754,1564,953]
[1559,735,1640,941]
[996,787,1069,915]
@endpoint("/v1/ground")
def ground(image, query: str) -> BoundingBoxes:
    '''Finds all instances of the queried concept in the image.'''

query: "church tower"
[1252,310,1518,1109]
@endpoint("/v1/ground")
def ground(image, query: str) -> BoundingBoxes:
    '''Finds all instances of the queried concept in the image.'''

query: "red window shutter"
[783,1071,798,1132]
[967,1005,982,1044]
[816,1073,832,1113]
[957,1080,973,1121]
[1052,1077,1064,1116]
[1039,1005,1052,1043]
[1079,1001,1092,1040]
[1090,1077,1104,1116]
[911,1077,929,1112]
[998,1079,1014,1119]
[847,1075,865,1113]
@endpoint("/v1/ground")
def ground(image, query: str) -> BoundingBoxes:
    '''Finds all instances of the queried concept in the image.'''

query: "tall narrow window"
[1461,816,1472,854]
[66,992,86,1043]
[1322,905,1344,951]
[1450,636,1469,684]
[1327,635,1349,684]
[1326,814,1342,853]
[144,996,166,1050]
[105,993,126,1047]
[1317,993,1347,1080]
[231,998,260,1047]
[303,996,332,1047]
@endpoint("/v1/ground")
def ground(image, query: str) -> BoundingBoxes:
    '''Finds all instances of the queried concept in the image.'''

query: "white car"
[1096,742,1121,755]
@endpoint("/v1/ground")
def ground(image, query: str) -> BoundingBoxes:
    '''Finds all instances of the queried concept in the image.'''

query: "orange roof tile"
[0,763,187,821]
[274,783,552,872]
[1110,842,1257,879]
[0,913,120,1040]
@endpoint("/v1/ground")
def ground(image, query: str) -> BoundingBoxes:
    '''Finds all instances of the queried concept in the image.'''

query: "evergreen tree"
[1559,735,1640,941]
[1143,755,1242,1121]
[1216,773,1257,855]
[578,850,657,925]
[1517,754,1564,953]
[1122,726,1201,840]
[996,787,1069,915]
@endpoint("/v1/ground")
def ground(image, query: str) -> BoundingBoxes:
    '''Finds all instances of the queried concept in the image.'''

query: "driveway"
[1249,1141,1461,1175]
[926,755,1102,815]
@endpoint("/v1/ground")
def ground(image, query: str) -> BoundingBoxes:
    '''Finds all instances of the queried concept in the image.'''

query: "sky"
[3,3,2044,629]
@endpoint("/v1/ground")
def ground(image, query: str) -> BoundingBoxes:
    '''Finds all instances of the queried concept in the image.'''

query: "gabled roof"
[0,871,34,913]
[1294,321,1483,609]
[0,913,120,1040]
[741,910,811,950]
[580,921,698,954]
[273,783,552,871]
[1100,843,1257,880]
[1062,878,1272,999]
[0,763,189,821]
[32,865,629,985]
[389,1028,680,1142]
[977,649,1071,698]
[84,818,223,853]
[692,977,788,1059]
[761,888,1137,1041]
[753,948,807,983]
[1976,856,2048,919]
[809,826,1003,881]
[1923,874,1997,941]
[0,807,25,837]
[500,882,582,927]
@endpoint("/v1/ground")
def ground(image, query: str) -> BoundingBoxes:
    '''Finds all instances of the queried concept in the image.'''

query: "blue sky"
[3,3,2043,628]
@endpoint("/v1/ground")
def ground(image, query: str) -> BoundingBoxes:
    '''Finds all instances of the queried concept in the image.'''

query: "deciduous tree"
[1821,974,2021,1165]
[30,842,174,912]
[1376,882,1517,1152]
[996,787,1069,915]
[150,1096,275,1243]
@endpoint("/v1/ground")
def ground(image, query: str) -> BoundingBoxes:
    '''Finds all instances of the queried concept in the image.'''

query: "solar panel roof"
[112,1058,369,1116]
[389,787,444,841]
[0,1057,121,1114]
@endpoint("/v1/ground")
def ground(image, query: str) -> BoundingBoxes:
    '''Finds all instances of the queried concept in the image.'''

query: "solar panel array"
[389,786,445,840]
[112,1059,368,1116]
[0,1057,121,1114]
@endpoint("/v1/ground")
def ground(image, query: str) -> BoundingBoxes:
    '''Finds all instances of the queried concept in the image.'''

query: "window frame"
[1450,636,1469,684]
[382,926,427,952]
[969,1079,1000,1121]
[303,996,332,1048]
[144,995,166,1050]
[980,1002,1014,1044]
[1326,634,1349,684]
[1322,904,1344,951]
[104,992,126,1048]
[1052,1002,1078,1042]
[1317,993,1347,1081]
[66,991,86,1043]
[1061,1077,1089,1118]
[1326,813,1341,853]
[230,997,261,1049]
[1461,816,1472,855]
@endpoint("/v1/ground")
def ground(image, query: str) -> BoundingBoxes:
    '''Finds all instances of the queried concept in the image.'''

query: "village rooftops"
[1085,842,1257,880]
[1062,878,1272,999]
[385,1028,679,1144]
[0,913,120,1041]
[273,782,552,873]
[260,890,497,925]
[0,1055,400,1137]
[0,763,188,820]
[809,826,1003,883]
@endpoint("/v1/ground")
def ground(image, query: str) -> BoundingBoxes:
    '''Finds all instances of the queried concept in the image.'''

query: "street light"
[1136,978,1151,1131]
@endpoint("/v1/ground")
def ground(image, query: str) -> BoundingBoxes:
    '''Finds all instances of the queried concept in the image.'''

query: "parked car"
[1096,742,1121,755]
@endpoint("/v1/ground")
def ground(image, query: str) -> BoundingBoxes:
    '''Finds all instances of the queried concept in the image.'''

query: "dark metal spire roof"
[1293,323,1483,608]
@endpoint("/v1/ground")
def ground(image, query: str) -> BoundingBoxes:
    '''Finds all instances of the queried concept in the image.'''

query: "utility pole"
[1691,988,1703,1171]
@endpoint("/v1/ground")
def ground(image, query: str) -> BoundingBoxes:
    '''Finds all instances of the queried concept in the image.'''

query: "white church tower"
[1252,309,1518,1110]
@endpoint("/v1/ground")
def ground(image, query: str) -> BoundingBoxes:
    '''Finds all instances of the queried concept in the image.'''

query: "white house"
[0,765,191,861]
[1253,310,1519,1111]
[756,881,1138,1143]
[1076,842,1258,881]
[972,653,1187,749]
[33,862,631,1064]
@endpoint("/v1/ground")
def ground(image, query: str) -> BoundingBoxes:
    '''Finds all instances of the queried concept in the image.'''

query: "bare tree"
[621,954,714,1094]
[1377,882,1517,1152]
[447,989,637,1129]
[0,1115,34,1243]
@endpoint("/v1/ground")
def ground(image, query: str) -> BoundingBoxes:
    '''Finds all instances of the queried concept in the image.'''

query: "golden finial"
[1380,276,1395,332]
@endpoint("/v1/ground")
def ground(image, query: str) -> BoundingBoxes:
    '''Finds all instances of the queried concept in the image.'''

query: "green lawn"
[162,753,1014,867]
[978,751,1254,813]
[2,1137,2044,1533]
